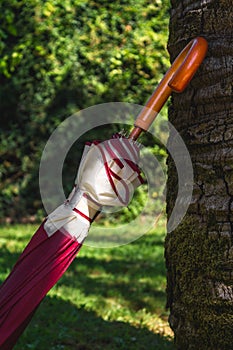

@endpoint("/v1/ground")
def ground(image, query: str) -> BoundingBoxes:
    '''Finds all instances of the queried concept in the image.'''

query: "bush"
[0,0,169,221]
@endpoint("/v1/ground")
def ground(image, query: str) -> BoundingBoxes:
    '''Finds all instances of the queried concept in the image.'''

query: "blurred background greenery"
[0,0,170,222]
[0,2,174,347]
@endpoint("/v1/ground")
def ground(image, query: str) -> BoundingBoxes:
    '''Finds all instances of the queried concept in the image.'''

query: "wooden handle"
[129,37,208,139]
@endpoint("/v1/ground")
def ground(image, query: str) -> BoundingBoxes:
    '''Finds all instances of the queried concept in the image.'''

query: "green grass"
[0,219,174,350]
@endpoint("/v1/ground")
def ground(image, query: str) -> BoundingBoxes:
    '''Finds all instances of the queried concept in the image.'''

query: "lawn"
[0,218,174,350]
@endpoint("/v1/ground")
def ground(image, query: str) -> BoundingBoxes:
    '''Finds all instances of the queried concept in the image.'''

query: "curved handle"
[168,36,208,92]
[130,37,208,139]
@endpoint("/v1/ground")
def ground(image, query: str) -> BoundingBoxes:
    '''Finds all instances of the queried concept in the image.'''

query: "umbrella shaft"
[128,126,143,140]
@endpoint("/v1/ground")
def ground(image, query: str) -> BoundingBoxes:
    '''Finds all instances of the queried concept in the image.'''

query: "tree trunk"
[165,0,233,349]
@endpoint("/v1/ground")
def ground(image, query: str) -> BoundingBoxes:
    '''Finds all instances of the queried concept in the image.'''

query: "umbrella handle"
[129,36,208,140]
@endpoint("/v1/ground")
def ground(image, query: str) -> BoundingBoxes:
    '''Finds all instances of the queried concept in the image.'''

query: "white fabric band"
[44,189,99,242]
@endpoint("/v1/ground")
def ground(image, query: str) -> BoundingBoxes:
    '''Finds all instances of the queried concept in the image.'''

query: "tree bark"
[165,0,233,349]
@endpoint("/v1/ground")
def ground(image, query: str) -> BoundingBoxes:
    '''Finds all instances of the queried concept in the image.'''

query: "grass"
[0,218,174,350]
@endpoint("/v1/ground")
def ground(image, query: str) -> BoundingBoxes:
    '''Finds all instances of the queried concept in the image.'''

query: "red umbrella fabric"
[0,135,143,349]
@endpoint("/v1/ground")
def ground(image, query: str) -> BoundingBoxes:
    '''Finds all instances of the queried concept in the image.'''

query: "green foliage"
[0,0,169,220]
[0,221,174,349]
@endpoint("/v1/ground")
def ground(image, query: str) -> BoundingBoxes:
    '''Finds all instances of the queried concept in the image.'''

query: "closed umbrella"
[0,37,207,349]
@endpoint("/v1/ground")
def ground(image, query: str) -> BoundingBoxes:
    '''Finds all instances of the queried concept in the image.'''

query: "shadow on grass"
[0,245,21,281]
[57,231,168,315]
[14,295,174,350]
[59,254,166,313]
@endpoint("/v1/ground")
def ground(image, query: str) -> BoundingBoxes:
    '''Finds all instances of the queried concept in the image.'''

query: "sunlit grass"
[0,218,174,349]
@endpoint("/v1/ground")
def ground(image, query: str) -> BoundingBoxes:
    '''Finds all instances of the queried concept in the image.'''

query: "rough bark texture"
[165,0,233,349]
